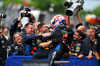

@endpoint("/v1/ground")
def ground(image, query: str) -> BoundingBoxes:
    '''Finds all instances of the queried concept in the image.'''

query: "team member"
[0,28,7,66]
[33,23,57,60]
[10,17,23,44]
[8,33,23,56]
[69,30,84,56]
[22,23,37,55]
[78,27,100,65]
[40,15,71,66]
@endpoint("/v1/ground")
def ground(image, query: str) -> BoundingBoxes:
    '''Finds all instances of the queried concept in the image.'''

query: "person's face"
[18,22,22,27]
[26,25,34,34]
[73,32,80,41]
[41,25,48,33]
[3,28,8,35]
[14,34,22,43]
[89,29,95,39]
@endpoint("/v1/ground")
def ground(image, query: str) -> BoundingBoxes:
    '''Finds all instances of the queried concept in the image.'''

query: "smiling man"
[69,30,84,56]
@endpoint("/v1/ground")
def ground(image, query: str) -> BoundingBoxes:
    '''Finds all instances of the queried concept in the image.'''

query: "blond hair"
[13,32,22,42]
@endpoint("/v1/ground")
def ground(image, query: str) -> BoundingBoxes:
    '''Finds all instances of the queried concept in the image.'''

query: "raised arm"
[76,12,83,24]
[66,16,70,27]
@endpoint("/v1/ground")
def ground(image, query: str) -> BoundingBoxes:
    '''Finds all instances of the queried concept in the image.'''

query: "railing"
[5,56,100,66]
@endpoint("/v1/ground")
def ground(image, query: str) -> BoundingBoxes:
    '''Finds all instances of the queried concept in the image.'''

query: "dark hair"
[48,27,53,29]
[76,30,83,37]
[75,23,83,29]
[37,23,45,30]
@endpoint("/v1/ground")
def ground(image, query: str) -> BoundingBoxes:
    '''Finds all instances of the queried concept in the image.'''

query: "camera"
[64,0,84,16]
[64,1,73,8]
[0,14,6,18]
[21,8,31,18]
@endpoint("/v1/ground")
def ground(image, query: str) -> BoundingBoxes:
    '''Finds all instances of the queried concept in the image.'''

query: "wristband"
[89,50,92,55]
[40,43,43,46]
[39,33,42,36]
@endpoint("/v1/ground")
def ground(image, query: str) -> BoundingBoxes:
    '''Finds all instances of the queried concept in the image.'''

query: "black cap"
[75,23,83,29]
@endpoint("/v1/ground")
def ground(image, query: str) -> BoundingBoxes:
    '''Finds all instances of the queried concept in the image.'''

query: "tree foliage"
[3,0,23,7]
[30,0,66,14]
[92,6,100,17]
[3,0,66,14]
[78,10,87,16]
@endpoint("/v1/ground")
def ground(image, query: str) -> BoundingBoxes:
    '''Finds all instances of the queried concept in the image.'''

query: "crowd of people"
[0,9,100,66]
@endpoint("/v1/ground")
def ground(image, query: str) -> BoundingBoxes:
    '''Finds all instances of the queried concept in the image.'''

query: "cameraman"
[0,28,7,66]
[10,17,23,44]
[0,14,6,28]
[22,8,36,23]
[0,14,7,66]
[10,11,35,44]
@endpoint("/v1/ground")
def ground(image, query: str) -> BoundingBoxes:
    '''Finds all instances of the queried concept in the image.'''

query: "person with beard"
[69,30,84,56]
[37,14,72,66]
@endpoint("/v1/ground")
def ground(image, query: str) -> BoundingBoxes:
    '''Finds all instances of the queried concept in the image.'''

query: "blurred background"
[0,0,100,29]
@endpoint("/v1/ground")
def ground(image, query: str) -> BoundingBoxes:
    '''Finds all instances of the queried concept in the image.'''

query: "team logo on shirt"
[95,41,97,44]
[15,46,18,50]
[37,39,41,42]
[76,47,80,49]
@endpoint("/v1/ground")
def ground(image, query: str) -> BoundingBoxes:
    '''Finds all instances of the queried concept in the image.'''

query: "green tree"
[92,6,100,17]
[3,0,23,7]
[3,0,66,14]
[30,0,66,14]
[78,10,87,16]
